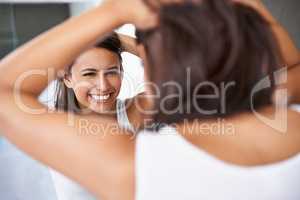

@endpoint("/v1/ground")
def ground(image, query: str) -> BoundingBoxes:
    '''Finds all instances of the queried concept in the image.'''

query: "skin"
[64,47,123,114]
[0,0,299,200]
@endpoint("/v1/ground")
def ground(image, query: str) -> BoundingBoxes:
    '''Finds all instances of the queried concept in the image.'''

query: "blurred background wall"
[0,0,299,60]
[0,3,70,58]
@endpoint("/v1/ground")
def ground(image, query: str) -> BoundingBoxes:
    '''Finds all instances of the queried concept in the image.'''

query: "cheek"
[73,82,92,101]
[108,75,122,91]
[70,74,92,95]
[74,88,88,103]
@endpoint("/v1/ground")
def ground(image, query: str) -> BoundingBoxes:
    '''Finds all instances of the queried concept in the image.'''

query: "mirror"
[0,1,144,200]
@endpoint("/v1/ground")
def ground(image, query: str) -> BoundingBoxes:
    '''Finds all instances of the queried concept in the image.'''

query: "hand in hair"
[232,0,276,24]
[103,0,198,29]
[103,0,158,29]
[234,0,300,105]
[142,0,200,10]
[233,0,300,66]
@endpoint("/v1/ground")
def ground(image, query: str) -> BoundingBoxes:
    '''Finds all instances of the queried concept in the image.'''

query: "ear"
[63,74,73,89]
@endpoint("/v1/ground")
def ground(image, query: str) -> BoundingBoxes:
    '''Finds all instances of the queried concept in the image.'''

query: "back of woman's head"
[137,0,282,126]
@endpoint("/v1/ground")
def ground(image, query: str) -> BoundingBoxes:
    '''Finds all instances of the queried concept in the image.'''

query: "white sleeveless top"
[117,99,135,132]
[51,99,134,200]
[135,126,300,200]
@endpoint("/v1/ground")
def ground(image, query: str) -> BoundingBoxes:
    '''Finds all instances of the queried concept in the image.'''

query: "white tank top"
[135,126,300,200]
[116,99,135,132]
[51,99,134,200]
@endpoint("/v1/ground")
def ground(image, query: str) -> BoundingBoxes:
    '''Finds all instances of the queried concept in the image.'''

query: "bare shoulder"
[178,106,300,166]
[124,93,153,130]
[229,107,300,165]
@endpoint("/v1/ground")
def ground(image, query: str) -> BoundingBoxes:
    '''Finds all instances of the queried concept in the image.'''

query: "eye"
[82,72,96,77]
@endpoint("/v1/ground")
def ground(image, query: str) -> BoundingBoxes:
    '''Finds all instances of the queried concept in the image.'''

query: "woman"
[0,32,141,200]
[50,33,138,200]
[0,1,300,200]
[54,32,139,132]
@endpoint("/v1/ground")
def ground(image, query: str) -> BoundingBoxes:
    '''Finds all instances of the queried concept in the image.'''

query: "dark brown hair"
[54,33,123,113]
[136,0,282,126]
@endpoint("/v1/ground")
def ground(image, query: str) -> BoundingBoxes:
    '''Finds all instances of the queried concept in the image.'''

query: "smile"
[88,93,113,102]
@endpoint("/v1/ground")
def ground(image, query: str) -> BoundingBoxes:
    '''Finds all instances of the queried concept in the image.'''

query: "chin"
[90,104,115,114]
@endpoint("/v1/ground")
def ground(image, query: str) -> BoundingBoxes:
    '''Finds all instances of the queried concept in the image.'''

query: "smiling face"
[64,47,122,114]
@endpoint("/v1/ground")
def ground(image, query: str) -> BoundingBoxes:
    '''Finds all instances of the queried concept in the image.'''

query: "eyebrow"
[80,66,120,73]
[105,66,120,71]
[81,68,98,73]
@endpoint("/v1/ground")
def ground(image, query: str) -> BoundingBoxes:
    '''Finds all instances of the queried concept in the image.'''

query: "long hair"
[136,0,282,126]
[54,33,123,113]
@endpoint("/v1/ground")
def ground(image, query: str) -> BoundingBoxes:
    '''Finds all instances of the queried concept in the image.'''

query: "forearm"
[271,23,300,67]
[261,4,300,104]
[0,2,123,97]
[287,64,300,104]
[119,34,140,57]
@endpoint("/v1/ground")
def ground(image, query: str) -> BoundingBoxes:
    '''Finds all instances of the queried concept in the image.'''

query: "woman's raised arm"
[119,33,141,57]
[0,1,157,199]
[0,92,135,200]
[233,0,300,67]
[233,0,300,105]
[0,0,157,96]
[0,3,123,96]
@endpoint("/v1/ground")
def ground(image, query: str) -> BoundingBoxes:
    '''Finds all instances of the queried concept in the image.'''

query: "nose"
[95,73,111,92]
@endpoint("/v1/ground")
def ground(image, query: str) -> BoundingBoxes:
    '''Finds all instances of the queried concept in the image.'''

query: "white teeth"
[90,94,110,101]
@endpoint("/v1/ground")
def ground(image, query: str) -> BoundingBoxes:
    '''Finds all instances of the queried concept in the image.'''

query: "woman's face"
[64,47,122,114]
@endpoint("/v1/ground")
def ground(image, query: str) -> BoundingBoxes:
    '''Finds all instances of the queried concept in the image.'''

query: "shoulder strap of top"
[116,99,135,132]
